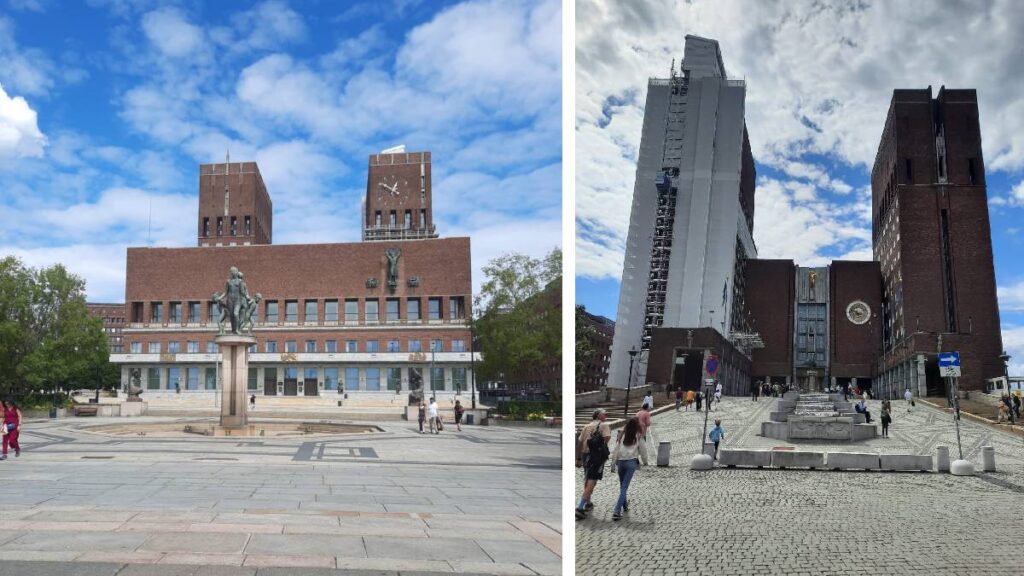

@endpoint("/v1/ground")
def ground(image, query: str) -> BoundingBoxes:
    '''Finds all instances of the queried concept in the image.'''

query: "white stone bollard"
[981,446,996,472]
[690,453,713,470]
[950,459,975,476]
[657,441,671,467]
[935,445,950,472]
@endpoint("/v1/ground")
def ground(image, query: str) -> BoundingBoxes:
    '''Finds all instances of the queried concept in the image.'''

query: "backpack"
[586,426,609,462]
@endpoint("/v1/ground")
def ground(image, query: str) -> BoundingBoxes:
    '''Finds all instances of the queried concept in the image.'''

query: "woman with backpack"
[880,400,892,437]
[610,417,647,521]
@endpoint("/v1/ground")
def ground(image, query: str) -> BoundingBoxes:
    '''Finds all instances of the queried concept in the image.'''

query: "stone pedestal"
[981,446,996,472]
[216,334,256,429]
[936,445,950,472]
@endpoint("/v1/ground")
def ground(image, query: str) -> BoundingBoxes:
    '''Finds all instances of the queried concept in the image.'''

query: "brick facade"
[829,261,882,379]
[364,151,436,241]
[745,259,794,380]
[576,307,614,392]
[87,303,126,354]
[197,161,272,246]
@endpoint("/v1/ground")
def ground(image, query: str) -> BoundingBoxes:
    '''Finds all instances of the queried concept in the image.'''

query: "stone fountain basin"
[83,420,382,438]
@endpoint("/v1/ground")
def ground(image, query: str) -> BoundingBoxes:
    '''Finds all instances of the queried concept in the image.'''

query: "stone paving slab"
[363,536,491,562]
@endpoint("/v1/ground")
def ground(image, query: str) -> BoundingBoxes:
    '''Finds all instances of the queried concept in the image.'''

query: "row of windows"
[130,338,467,354]
[143,366,468,392]
[135,297,466,324]
[202,215,252,237]
[373,209,427,229]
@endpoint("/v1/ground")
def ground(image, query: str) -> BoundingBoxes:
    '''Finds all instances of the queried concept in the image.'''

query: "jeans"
[614,458,639,514]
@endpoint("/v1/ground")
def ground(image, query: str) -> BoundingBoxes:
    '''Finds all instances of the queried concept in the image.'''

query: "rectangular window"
[167,341,180,354]
[203,217,209,237]
[968,158,977,184]
[404,210,412,229]
[131,302,143,323]
[216,216,223,236]
[449,297,465,320]
[374,211,382,226]
[366,340,380,353]
[324,368,338,391]
[148,342,161,353]
[387,367,402,391]
[244,215,251,236]
[285,367,298,381]
[345,367,360,391]
[389,210,397,227]
[188,302,201,322]
[285,341,296,353]
[428,298,442,320]
[324,300,338,322]
[265,301,278,323]
[230,216,237,236]
[209,301,219,324]
[325,340,337,353]
[387,340,400,352]
[130,341,142,353]
[205,367,217,390]
[452,367,467,392]
[365,367,381,391]
[147,367,161,390]
[419,209,426,228]
[187,341,199,353]
[264,367,277,390]
[345,299,359,322]
[266,341,278,353]
[187,367,199,390]
[407,298,421,321]
[244,367,256,390]
[452,340,465,352]
[386,298,399,321]
[904,158,912,183]
[305,340,316,353]
[206,341,218,353]
[304,300,318,323]
[346,340,358,352]
[168,367,180,390]
[431,367,446,391]
[365,299,379,322]
[151,302,163,323]
[430,339,443,352]
[303,367,317,385]
[168,302,181,323]
[285,300,298,322]
[409,340,422,352]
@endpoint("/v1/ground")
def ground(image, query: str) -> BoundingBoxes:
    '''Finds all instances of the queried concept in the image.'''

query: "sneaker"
[575,508,586,520]
[14,450,18,457]
[584,501,594,510]
[612,512,622,521]
[0,455,6,460]
[622,500,629,512]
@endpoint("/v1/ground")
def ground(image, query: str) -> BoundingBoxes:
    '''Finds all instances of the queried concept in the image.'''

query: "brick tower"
[197,154,273,247]
[364,146,438,241]
[871,86,1003,395]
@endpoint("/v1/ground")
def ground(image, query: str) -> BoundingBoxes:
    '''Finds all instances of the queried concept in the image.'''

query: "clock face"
[846,301,871,325]
[376,176,404,198]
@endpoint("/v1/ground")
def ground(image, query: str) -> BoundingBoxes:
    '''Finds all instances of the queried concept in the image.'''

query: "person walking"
[880,401,892,437]
[685,389,695,411]
[417,401,427,434]
[904,388,913,413]
[751,380,759,402]
[250,394,256,409]
[695,390,703,412]
[454,400,465,432]
[428,398,440,434]
[576,409,611,520]
[714,382,723,410]
[1013,393,1021,419]
[1,399,22,460]
[610,417,647,521]
[708,419,725,460]
[675,387,683,411]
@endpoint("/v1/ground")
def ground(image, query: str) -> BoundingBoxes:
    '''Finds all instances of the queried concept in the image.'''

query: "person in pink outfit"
[1,399,22,460]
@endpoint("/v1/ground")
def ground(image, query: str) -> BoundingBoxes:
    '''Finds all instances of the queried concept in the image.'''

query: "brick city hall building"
[110,148,479,399]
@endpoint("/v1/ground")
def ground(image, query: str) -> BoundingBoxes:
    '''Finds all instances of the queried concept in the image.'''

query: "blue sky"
[0,0,561,302]
[576,1,1024,375]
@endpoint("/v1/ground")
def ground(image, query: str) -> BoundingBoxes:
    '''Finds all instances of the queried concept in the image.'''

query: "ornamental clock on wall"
[846,300,871,325]
[377,176,407,200]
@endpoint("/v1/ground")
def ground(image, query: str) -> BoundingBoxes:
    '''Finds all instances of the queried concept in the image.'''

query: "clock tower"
[363,146,438,241]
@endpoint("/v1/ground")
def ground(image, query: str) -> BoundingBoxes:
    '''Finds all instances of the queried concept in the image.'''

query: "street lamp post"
[470,324,477,409]
[623,346,639,419]
[1000,351,1013,424]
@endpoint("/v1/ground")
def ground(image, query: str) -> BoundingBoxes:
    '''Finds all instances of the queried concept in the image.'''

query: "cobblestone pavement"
[0,418,561,575]
[576,396,1024,575]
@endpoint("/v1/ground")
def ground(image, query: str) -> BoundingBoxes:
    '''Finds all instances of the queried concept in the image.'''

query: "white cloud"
[0,16,55,96]
[1002,326,1024,377]
[141,8,205,58]
[34,187,194,246]
[0,82,45,159]
[998,280,1024,312]
[0,243,129,302]
[232,0,307,50]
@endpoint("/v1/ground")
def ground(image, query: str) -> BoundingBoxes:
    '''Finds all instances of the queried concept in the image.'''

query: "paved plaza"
[0,417,561,575]
[576,395,1024,575]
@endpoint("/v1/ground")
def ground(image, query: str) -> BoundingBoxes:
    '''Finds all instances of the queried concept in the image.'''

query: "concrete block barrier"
[771,451,824,469]
[826,452,880,470]
[935,445,950,472]
[769,412,790,422]
[761,421,788,440]
[879,454,932,472]
[719,449,772,468]
[852,423,877,440]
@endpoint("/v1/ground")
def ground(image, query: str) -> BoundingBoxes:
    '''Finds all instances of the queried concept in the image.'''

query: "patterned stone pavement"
[576,395,1024,575]
[0,417,561,575]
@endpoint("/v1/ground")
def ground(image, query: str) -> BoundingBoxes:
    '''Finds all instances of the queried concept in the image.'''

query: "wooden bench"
[73,405,99,417]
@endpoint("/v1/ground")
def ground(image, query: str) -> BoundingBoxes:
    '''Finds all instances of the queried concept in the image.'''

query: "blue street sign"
[706,356,719,376]
[938,352,960,367]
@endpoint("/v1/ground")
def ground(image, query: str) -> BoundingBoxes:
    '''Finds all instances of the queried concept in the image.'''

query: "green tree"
[575,305,596,381]
[473,248,562,402]
[0,256,112,400]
